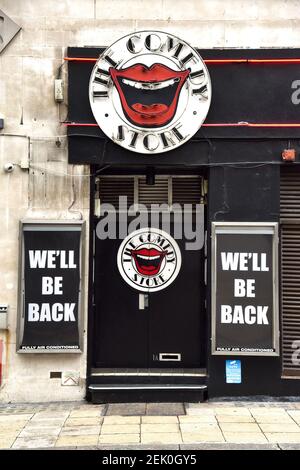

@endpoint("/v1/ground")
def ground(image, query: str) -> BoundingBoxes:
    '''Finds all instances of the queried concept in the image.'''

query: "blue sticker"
[226,360,241,384]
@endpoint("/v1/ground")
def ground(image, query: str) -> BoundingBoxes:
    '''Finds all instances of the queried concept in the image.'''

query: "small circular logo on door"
[89,30,211,154]
[117,228,182,292]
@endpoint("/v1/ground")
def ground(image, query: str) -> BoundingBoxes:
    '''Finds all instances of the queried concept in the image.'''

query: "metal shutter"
[280,168,300,376]
[172,176,203,205]
[97,175,203,207]
[138,176,169,207]
[98,177,135,206]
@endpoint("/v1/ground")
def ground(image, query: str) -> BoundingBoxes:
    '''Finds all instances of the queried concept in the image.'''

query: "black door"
[92,176,206,369]
[93,216,149,367]
[148,214,205,367]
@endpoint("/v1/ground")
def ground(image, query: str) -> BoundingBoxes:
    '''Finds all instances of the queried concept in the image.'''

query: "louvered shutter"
[97,175,203,207]
[280,168,300,376]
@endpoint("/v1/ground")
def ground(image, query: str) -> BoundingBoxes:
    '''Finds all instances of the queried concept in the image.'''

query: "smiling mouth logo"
[110,64,189,128]
[131,248,168,276]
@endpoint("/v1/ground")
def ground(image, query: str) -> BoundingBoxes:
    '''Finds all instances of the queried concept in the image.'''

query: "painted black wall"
[207,162,300,397]
[67,46,300,397]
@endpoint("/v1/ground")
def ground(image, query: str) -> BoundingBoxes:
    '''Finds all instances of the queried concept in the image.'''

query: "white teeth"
[137,254,160,260]
[122,78,178,90]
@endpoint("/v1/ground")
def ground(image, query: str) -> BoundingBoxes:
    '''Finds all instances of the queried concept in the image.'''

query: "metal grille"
[138,176,169,207]
[97,175,203,208]
[172,177,202,205]
[98,177,134,206]
[281,170,300,222]
[280,168,300,376]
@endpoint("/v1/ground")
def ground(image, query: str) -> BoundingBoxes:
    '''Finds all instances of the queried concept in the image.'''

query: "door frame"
[86,167,208,398]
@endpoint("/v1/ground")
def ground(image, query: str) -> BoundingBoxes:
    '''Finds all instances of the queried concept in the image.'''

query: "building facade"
[1,0,300,402]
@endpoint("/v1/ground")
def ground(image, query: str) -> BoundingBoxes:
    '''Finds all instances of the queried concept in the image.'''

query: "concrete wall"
[0,0,300,402]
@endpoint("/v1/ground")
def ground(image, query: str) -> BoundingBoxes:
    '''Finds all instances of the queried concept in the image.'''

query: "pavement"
[1,401,300,449]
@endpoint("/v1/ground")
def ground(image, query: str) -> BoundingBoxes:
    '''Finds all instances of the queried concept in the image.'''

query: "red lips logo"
[110,63,189,128]
[131,247,167,276]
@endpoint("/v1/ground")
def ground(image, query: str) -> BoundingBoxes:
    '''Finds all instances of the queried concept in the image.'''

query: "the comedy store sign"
[89,31,211,154]
[117,228,181,292]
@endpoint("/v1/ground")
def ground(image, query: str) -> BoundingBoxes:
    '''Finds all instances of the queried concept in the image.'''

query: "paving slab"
[73,446,99,450]
[30,416,68,425]
[60,426,101,436]
[0,438,17,449]
[12,436,56,449]
[182,431,224,443]
[287,410,300,423]
[259,423,300,433]
[101,424,140,434]
[253,415,295,424]
[141,423,180,433]
[142,416,178,424]
[55,435,99,447]
[103,416,141,425]
[141,432,182,444]
[64,417,103,427]
[146,403,185,416]
[98,434,140,444]
[23,419,65,427]
[18,427,61,437]
[97,444,179,450]
[185,407,217,416]
[219,423,261,433]
[185,403,215,412]
[249,407,287,414]
[265,433,300,444]
[0,422,27,431]
[180,422,221,433]
[0,431,21,438]
[0,414,33,422]
[106,403,146,416]
[32,411,69,418]
[213,407,252,416]
[223,432,268,443]
[0,409,35,415]
[179,414,217,423]
[52,446,79,450]
[180,443,279,450]
[69,409,104,418]
[216,414,255,423]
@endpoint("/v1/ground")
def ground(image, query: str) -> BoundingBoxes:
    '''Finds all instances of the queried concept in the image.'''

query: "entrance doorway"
[91,175,207,371]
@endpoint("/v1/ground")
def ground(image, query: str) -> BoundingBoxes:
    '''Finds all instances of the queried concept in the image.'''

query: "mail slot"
[159,353,181,362]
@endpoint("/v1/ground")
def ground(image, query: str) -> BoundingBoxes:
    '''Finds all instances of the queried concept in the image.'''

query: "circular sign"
[89,30,211,154]
[117,228,182,292]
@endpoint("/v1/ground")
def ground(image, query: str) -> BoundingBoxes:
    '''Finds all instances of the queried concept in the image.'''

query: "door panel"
[149,235,205,368]
[148,214,205,368]
[92,176,206,369]
[93,219,148,367]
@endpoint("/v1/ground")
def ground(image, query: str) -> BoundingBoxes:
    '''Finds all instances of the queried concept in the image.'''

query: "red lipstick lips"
[110,64,189,127]
[131,248,167,276]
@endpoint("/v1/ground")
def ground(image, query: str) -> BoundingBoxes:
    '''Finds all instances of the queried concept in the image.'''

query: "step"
[91,368,206,377]
[89,384,207,391]
[89,368,207,385]
[88,383,208,404]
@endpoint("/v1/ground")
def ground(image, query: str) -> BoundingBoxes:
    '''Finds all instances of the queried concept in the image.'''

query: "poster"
[17,222,84,353]
[226,360,242,384]
[212,222,279,356]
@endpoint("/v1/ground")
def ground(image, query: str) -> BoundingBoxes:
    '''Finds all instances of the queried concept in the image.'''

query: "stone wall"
[0,0,299,402]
